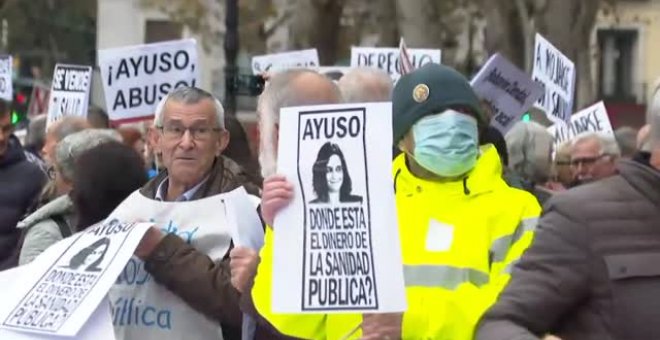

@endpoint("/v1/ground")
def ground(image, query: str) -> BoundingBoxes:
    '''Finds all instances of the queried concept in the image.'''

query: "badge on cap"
[413,84,430,103]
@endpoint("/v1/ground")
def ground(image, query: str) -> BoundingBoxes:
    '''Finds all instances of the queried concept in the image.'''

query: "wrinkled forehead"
[162,98,217,125]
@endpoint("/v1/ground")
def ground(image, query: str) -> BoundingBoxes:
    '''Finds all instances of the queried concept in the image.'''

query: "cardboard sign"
[350,47,441,81]
[47,64,93,127]
[532,33,575,124]
[0,55,12,101]
[547,101,613,147]
[98,39,200,123]
[251,49,319,75]
[471,53,544,134]
[0,221,152,337]
[273,102,406,313]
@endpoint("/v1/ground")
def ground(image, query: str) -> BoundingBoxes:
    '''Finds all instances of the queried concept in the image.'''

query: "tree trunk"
[289,0,345,65]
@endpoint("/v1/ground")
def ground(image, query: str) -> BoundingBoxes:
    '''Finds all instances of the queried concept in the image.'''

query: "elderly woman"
[505,121,556,205]
[16,129,121,265]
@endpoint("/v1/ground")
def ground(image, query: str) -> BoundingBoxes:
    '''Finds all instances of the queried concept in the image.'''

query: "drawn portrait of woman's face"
[83,242,108,268]
[66,237,111,272]
[326,154,344,194]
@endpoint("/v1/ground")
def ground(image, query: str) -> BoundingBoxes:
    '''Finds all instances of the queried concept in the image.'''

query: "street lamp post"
[224,0,238,116]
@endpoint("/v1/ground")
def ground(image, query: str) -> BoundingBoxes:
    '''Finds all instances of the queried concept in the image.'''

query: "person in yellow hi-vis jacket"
[242,63,541,340]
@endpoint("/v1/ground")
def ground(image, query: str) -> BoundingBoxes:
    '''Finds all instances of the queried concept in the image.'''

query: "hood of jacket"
[17,195,74,230]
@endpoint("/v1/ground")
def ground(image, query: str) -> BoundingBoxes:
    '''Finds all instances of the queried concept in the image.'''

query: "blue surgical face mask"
[411,110,479,177]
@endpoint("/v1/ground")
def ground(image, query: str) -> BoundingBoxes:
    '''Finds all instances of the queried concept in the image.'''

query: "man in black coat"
[0,102,46,269]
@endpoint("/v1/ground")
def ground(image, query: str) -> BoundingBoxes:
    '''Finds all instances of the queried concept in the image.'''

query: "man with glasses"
[0,99,46,269]
[570,132,620,186]
[114,86,260,340]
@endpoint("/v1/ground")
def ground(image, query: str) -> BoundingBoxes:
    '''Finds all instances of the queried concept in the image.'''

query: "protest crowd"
[1,5,660,340]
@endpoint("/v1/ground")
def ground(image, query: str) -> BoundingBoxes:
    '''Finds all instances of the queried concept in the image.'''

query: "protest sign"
[0,55,12,101]
[547,101,613,148]
[251,49,319,75]
[351,46,441,81]
[98,39,199,123]
[273,102,406,313]
[0,267,115,340]
[47,64,93,127]
[532,33,576,124]
[107,187,260,340]
[471,53,544,134]
[27,82,50,118]
[0,221,152,337]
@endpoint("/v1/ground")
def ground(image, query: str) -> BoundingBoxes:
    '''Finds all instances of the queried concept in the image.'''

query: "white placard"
[98,39,199,123]
[251,49,319,75]
[471,53,544,134]
[350,47,441,81]
[547,101,613,148]
[273,102,406,313]
[532,33,576,124]
[107,188,257,340]
[47,64,93,127]
[0,55,12,101]
[0,221,152,337]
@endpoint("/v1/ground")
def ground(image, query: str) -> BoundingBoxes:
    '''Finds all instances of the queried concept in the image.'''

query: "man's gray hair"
[26,114,47,148]
[505,121,554,183]
[572,132,621,157]
[258,69,342,177]
[337,68,393,103]
[54,129,122,181]
[154,86,225,129]
[47,116,90,142]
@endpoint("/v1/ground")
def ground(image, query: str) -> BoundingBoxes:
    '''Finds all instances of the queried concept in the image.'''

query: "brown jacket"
[476,156,660,340]
[141,156,261,340]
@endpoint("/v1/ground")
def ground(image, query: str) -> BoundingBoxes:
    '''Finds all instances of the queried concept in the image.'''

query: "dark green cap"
[392,63,485,144]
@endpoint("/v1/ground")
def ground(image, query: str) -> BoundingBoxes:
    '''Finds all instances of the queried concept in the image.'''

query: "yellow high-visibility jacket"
[252,145,542,339]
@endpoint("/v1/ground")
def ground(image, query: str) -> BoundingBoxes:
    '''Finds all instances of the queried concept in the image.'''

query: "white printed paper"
[47,64,93,127]
[351,47,441,81]
[107,190,237,340]
[0,55,12,101]
[471,53,543,134]
[0,221,152,337]
[251,49,319,75]
[547,101,613,148]
[273,102,406,313]
[98,39,199,123]
[532,34,576,124]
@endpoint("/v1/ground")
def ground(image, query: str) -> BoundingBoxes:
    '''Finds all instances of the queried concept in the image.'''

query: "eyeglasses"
[570,154,608,168]
[157,123,222,141]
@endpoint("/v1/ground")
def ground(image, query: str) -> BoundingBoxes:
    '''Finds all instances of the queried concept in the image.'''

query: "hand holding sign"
[229,247,259,293]
[261,175,294,227]
[361,313,403,340]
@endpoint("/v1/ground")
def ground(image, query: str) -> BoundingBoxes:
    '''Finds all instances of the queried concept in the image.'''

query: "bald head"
[338,68,393,103]
[258,69,342,177]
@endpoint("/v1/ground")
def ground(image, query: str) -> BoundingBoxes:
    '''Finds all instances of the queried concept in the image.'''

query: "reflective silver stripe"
[490,217,539,262]
[403,265,489,289]
[503,260,520,274]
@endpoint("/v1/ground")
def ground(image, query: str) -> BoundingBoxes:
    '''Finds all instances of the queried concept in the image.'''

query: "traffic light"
[11,86,30,125]
[10,110,19,124]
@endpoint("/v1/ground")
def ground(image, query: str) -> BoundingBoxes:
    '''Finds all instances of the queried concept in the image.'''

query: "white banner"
[547,101,613,148]
[0,55,12,101]
[471,53,544,134]
[47,64,93,127]
[251,49,319,75]
[532,33,576,124]
[273,102,406,313]
[350,47,441,81]
[98,39,199,123]
[0,221,152,337]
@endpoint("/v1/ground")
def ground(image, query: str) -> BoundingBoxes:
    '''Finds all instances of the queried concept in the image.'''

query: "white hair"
[337,68,393,103]
[153,86,225,129]
[54,129,122,181]
[572,132,621,157]
[257,69,342,178]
